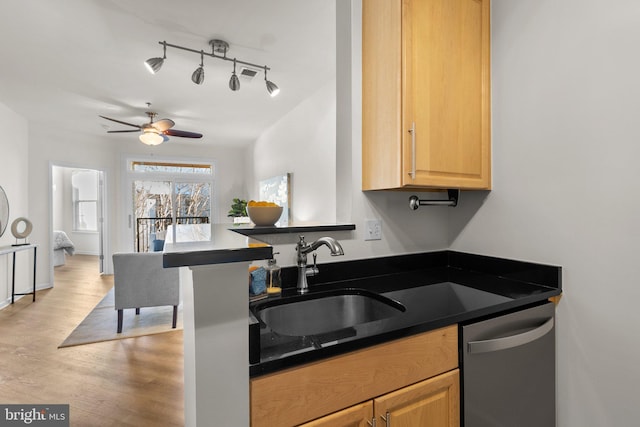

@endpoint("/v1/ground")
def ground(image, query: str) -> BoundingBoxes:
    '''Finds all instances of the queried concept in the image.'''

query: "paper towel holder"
[409,189,459,209]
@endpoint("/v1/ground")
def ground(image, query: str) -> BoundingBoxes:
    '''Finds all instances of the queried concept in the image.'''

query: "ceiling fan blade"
[99,115,141,129]
[107,130,141,133]
[164,129,203,138]
[153,118,175,132]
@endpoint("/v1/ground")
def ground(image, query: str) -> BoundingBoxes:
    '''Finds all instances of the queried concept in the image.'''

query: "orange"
[248,200,279,207]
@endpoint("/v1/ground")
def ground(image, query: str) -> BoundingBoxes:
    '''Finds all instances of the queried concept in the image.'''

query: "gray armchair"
[112,252,179,333]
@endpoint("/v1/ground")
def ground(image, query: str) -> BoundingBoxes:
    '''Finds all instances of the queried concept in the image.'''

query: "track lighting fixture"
[144,41,166,74]
[191,51,205,85]
[144,39,279,96]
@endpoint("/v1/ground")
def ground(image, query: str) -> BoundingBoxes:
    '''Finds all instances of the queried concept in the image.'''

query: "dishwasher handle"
[467,317,554,354]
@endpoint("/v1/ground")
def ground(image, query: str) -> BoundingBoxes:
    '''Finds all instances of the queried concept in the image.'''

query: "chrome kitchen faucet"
[296,235,344,294]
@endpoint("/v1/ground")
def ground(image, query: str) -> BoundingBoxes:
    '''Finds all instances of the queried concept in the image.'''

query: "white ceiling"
[0,0,336,147]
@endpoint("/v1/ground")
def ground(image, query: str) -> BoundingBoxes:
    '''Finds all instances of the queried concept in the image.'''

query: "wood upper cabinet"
[362,0,491,190]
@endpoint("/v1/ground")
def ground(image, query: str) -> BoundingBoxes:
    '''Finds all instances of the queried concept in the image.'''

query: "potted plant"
[227,198,250,224]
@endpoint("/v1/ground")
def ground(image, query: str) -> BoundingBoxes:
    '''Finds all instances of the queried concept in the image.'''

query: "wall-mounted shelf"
[231,223,356,236]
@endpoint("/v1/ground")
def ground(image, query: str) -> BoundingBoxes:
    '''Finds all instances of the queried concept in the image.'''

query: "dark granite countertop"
[162,223,355,268]
[249,251,562,377]
[232,222,355,236]
[163,224,274,268]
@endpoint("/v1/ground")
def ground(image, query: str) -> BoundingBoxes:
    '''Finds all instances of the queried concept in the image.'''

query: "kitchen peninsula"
[163,224,273,427]
[164,223,561,427]
[162,223,354,427]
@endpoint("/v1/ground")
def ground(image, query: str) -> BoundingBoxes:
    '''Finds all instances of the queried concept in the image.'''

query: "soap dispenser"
[266,253,282,295]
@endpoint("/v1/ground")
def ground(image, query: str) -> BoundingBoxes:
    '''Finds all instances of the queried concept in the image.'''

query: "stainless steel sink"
[253,289,406,337]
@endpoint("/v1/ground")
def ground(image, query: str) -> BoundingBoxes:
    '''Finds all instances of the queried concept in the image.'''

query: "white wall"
[250,79,337,224]
[450,1,640,425]
[0,101,31,307]
[28,125,247,287]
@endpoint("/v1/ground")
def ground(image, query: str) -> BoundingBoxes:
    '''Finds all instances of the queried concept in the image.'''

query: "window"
[131,161,212,175]
[128,159,214,252]
[72,170,99,232]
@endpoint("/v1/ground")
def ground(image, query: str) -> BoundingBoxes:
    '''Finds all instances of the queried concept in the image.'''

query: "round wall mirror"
[0,185,9,238]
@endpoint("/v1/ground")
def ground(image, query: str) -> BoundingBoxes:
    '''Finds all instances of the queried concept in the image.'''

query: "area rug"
[59,288,183,348]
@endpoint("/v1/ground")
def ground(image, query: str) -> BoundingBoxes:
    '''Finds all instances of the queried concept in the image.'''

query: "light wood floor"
[0,255,184,426]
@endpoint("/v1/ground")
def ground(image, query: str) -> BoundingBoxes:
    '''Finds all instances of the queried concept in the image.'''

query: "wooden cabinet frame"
[363,0,491,191]
[251,325,458,427]
[301,370,460,427]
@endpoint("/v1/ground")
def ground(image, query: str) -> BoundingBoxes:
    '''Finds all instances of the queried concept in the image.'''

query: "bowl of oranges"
[247,200,283,226]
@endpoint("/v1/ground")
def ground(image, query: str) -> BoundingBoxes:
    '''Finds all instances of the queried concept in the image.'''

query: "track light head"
[144,57,164,74]
[144,42,167,74]
[192,67,205,84]
[229,59,240,91]
[264,67,279,97]
[191,51,205,85]
[266,80,280,97]
[229,74,240,91]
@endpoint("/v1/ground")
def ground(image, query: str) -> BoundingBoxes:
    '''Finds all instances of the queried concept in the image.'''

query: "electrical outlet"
[364,219,382,241]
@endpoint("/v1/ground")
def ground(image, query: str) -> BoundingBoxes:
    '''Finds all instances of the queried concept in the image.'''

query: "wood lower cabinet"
[250,325,458,427]
[300,370,459,427]
[362,0,491,190]
[375,369,459,427]
[299,402,374,427]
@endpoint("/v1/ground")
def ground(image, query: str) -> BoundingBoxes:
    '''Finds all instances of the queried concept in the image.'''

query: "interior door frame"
[49,161,111,280]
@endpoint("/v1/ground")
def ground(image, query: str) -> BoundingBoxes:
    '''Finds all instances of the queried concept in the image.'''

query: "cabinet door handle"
[367,418,376,427]
[381,411,390,426]
[467,317,554,354]
[408,122,416,179]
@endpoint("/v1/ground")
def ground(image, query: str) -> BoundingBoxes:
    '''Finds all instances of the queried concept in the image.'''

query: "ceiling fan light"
[144,57,164,74]
[192,66,205,85]
[266,80,280,97]
[139,131,166,146]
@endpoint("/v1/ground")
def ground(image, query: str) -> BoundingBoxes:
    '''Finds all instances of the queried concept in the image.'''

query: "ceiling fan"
[99,104,203,145]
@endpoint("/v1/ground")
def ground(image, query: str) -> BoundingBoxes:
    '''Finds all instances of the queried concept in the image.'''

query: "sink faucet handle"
[306,252,319,277]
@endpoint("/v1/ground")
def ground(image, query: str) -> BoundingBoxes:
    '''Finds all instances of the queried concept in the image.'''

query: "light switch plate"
[364,219,382,241]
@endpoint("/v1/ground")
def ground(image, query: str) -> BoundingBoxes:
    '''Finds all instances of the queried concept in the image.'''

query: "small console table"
[0,244,38,304]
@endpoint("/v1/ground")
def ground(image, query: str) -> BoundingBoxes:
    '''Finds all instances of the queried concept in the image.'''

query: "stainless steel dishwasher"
[462,301,555,427]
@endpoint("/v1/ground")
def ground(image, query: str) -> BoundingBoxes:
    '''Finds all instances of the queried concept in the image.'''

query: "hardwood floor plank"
[0,255,184,426]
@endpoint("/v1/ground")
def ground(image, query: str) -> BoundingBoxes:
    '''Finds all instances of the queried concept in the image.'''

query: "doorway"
[51,164,108,277]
